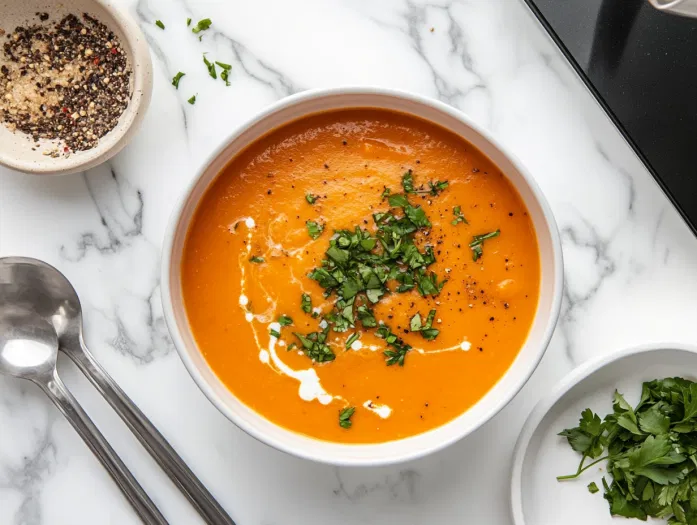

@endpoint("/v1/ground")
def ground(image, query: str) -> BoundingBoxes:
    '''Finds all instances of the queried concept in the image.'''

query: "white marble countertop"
[2,0,697,523]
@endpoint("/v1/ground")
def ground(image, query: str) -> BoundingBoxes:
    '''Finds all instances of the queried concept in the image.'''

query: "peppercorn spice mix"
[0,13,132,157]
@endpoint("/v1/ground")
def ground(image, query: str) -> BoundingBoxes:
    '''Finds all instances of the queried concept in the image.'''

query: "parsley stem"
[556,455,609,481]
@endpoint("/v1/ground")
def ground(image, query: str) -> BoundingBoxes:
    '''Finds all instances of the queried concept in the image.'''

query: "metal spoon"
[0,305,168,524]
[0,256,235,525]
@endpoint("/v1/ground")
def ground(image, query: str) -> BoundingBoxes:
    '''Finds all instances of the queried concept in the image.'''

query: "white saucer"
[510,343,697,525]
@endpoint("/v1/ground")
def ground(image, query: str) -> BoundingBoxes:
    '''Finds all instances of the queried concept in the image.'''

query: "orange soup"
[182,108,540,443]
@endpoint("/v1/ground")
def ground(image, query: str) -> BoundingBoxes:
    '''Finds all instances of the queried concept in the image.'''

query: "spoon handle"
[65,340,235,525]
[40,371,168,525]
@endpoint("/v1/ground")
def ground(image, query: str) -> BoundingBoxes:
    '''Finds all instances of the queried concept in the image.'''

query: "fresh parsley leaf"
[345,332,360,349]
[381,186,391,200]
[192,18,212,34]
[451,205,468,225]
[469,230,500,261]
[306,220,324,240]
[588,482,599,494]
[301,293,312,314]
[187,95,196,105]
[155,20,165,30]
[278,315,293,326]
[306,193,318,204]
[203,55,217,79]
[401,170,415,193]
[215,61,232,70]
[249,256,264,263]
[339,406,355,429]
[287,342,297,351]
[186,17,192,26]
[171,72,185,89]
[387,194,409,208]
[269,328,281,339]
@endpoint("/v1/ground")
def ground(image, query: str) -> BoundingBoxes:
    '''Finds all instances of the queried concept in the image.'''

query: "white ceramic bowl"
[161,87,564,466]
[0,0,153,175]
[510,343,697,525]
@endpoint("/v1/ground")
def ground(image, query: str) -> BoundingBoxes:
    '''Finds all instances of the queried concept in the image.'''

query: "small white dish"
[162,87,564,466]
[510,343,697,525]
[0,0,153,175]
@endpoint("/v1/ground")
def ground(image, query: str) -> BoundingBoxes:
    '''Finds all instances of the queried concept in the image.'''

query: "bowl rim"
[161,86,564,466]
[509,342,697,525]
[0,0,153,175]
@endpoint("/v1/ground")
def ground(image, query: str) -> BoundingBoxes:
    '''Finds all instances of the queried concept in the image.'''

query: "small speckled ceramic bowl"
[0,0,152,175]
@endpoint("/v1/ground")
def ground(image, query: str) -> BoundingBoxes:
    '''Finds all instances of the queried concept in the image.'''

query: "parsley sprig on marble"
[294,171,448,367]
[559,378,697,523]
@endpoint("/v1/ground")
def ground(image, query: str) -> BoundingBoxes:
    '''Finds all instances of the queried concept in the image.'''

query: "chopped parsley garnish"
[186,17,192,27]
[558,378,697,522]
[249,256,264,263]
[469,230,500,261]
[286,342,297,352]
[293,327,335,362]
[400,170,448,196]
[192,18,212,34]
[306,220,324,239]
[301,293,312,314]
[203,55,216,79]
[345,332,360,349]
[278,315,293,326]
[451,205,468,225]
[293,171,449,366]
[216,61,232,86]
[409,309,439,340]
[378,325,412,366]
[171,72,185,89]
[380,186,391,200]
[269,328,281,339]
[339,406,355,429]
[187,94,196,105]
[155,20,165,30]
[305,193,318,204]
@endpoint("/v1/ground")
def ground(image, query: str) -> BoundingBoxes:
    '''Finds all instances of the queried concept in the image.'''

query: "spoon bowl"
[0,306,57,380]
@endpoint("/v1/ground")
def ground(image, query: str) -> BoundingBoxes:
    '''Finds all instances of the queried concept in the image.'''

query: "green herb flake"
[451,205,468,225]
[249,256,264,263]
[186,17,192,27]
[278,315,293,326]
[155,20,165,30]
[305,193,318,205]
[306,220,324,240]
[345,332,360,350]
[286,342,297,352]
[301,293,312,314]
[588,482,599,494]
[192,18,212,34]
[269,328,281,339]
[171,72,185,89]
[187,94,196,105]
[203,55,217,79]
[339,406,355,429]
[469,230,500,261]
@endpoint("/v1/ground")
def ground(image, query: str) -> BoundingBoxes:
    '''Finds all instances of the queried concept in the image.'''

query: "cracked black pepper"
[0,13,132,156]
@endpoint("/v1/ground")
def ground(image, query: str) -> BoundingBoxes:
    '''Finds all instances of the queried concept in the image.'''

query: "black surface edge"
[521,0,697,235]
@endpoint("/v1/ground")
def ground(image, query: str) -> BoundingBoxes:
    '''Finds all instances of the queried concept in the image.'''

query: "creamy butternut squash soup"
[182,108,540,444]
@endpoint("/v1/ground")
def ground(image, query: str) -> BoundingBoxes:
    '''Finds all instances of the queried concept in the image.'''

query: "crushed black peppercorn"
[0,13,132,156]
